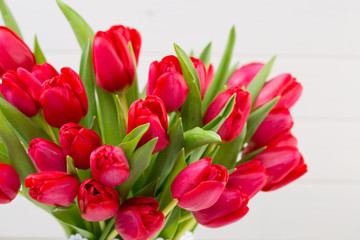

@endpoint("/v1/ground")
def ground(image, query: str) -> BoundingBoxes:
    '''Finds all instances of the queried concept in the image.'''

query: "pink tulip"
[78,178,120,222]
[249,108,293,147]
[115,197,164,240]
[59,123,102,170]
[39,67,88,128]
[31,62,59,82]
[227,160,268,198]
[192,188,249,228]
[254,146,307,191]
[0,163,21,204]
[227,62,264,88]
[0,26,35,75]
[90,145,130,187]
[25,171,79,206]
[28,138,66,172]
[204,87,251,142]
[93,25,140,93]
[254,73,303,110]
[127,95,169,153]
[171,158,228,211]
[147,55,189,112]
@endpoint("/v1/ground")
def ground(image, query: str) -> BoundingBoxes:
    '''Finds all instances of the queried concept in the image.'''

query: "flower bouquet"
[0,1,307,240]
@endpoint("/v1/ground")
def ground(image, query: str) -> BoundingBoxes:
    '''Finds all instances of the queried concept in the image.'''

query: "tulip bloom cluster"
[0,2,307,240]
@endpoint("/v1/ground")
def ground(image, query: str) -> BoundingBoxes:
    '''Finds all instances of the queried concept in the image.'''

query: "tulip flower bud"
[204,87,251,142]
[254,146,307,191]
[39,67,88,128]
[192,188,249,228]
[127,95,169,153]
[90,145,130,187]
[147,55,189,112]
[227,160,268,198]
[227,62,264,88]
[25,171,79,206]
[250,108,293,147]
[59,123,102,170]
[31,62,59,82]
[254,73,303,110]
[115,197,164,240]
[190,57,213,99]
[78,178,120,222]
[171,158,229,211]
[0,163,21,204]
[0,67,43,117]
[28,138,67,172]
[0,26,35,75]
[93,25,141,93]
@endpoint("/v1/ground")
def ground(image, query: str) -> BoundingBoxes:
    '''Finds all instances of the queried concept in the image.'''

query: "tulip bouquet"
[0,1,307,240]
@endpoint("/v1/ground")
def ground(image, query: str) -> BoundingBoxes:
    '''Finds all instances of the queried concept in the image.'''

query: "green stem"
[37,111,58,143]
[106,228,118,240]
[115,93,128,141]
[202,143,217,158]
[99,221,105,232]
[179,212,193,223]
[173,218,196,240]
[162,199,178,216]
[17,190,24,197]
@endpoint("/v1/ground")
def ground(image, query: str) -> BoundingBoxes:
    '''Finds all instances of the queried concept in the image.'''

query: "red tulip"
[204,87,251,142]
[249,108,293,147]
[190,57,213,99]
[254,146,306,191]
[147,55,189,112]
[59,123,102,170]
[28,138,66,172]
[227,62,264,88]
[127,95,169,153]
[254,73,303,110]
[115,197,164,240]
[93,25,140,93]
[171,158,228,211]
[0,67,43,117]
[78,178,120,222]
[192,188,249,228]
[0,163,21,204]
[31,62,59,82]
[227,160,268,198]
[0,26,35,75]
[90,145,130,187]
[39,67,88,128]
[25,171,79,206]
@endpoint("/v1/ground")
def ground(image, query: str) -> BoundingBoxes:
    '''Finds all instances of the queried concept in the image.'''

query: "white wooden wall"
[1,0,359,239]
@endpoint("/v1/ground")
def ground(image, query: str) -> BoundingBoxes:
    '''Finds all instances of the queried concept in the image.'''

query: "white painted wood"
[0,0,359,239]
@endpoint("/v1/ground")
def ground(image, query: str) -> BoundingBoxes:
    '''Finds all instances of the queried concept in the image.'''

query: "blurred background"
[0,0,359,239]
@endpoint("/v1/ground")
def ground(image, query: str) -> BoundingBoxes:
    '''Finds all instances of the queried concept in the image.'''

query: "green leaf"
[119,123,149,159]
[247,56,276,104]
[245,96,280,143]
[199,42,212,68]
[132,178,159,198]
[183,127,221,154]
[203,93,236,132]
[159,206,181,239]
[66,156,79,179]
[147,118,184,188]
[0,98,50,147]
[56,0,94,49]
[0,141,9,164]
[34,35,46,64]
[237,146,267,165]
[0,111,36,182]
[118,138,157,200]
[0,0,22,38]
[202,26,236,114]
[158,149,186,210]
[78,40,97,129]
[212,123,247,169]
[126,42,140,105]
[95,86,122,146]
[99,218,115,240]
[174,44,202,131]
